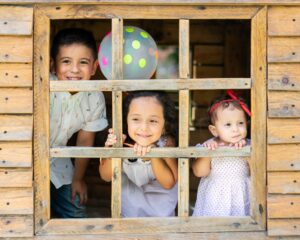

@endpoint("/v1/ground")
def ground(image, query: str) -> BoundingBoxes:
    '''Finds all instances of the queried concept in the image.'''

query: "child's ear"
[91,60,98,76]
[208,125,218,137]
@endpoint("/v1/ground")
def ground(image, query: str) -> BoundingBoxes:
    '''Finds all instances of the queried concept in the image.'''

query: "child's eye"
[80,60,89,64]
[150,119,158,124]
[225,123,231,127]
[61,59,71,64]
[239,121,245,125]
[132,118,139,122]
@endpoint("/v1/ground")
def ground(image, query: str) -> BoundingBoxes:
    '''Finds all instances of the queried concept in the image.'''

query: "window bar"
[178,19,190,217]
[111,18,123,218]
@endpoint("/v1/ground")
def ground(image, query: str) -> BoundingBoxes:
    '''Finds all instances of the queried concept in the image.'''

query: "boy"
[50,28,108,218]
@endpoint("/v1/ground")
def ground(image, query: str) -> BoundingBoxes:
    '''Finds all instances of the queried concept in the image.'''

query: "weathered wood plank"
[38,5,259,20]
[268,91,300,117]
[111,18,123,219]
[0,88,33,114]
[268,63,300,90]
[0,36,32,63]
[268,195,300,218]
[50,146,251,158]
[268,219,300,236]
[33,8,50,232]
[0,115,32,141]
[50,78,251,91]
[0,0,300,4]
[0,63,32,87]
[0,141,32,167]
[268,119,300,144]
[38,216,261,235]
[0,6,33,35]
[250,7,267,229]
[268,172,300,194]
[268,37,300,63]
[269,6,300,36]
[268,144,300,171]
[0,215,33,237]
[0,188,33,214]
[0,168,32,187]
[178,19,190,217]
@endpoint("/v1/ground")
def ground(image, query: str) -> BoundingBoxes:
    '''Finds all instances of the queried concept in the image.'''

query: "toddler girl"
[193,90,251,216]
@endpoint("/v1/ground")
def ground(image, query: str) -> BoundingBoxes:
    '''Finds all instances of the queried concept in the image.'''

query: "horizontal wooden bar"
[50,146,251,158]
[0,6,33,35]
[268,172,300,194]
[268,194,300,218]
[268,63,300,90]
[1,0,300,5]
[0,215,33,237]
[268,91,300,118]
[268,219,300,236]
[268,6,300,36]
[38,216,261,235]
[0,168,32,187]
[50,78,251,92]
[268,118,300,144]
[0,63,32,87]
[38,5,259,20]
[268,144,300,171]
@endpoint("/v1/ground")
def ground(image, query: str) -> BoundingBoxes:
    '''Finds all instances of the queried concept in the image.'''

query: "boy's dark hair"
[51,28,98,60]
[123,91,178,145]
[208,95,249,125]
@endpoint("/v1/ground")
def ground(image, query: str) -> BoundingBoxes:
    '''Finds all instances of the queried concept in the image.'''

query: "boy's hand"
[71,179,88,205]
[105,128,126,147]
[229,138,247,149]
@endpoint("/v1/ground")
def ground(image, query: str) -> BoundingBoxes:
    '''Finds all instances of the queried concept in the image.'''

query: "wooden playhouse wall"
[0,2,299,238]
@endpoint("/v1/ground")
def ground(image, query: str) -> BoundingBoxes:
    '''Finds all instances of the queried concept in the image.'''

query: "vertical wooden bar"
[33,6,50,232]
[251,7,267,229]
[111,18,123,218]
[178,19,190,217]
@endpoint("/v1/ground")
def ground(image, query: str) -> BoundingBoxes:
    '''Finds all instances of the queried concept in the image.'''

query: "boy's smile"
[53,43,97,81]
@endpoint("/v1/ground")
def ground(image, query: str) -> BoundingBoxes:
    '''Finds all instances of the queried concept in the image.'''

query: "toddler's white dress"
[193,155,250,216]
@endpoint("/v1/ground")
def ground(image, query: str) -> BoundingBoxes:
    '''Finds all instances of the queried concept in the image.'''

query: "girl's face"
[127,96,165,147]
[209,107,247,145]
[52,43,97,81]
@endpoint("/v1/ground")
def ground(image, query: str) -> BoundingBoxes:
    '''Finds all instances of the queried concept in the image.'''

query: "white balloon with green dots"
[98,26,158,80]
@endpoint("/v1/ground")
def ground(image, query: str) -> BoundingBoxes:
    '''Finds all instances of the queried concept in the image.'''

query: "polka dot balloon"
[98,26,158,80]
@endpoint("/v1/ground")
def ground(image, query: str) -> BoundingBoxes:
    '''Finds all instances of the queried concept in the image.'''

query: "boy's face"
[209,107,247,145]
[127,96,165,147]
[52,43,97,81]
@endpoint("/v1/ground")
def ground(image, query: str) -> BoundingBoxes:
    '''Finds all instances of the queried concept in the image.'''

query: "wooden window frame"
[34,4,266,235]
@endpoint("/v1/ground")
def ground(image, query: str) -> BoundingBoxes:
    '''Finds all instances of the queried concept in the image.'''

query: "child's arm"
[99,128,126,182]
[192,157,211,177]
[149,137,178,190]
[72,129,95,204]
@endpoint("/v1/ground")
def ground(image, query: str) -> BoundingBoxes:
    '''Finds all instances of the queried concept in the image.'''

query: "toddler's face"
[211,107,247,145]
[53,43,97,81]
[127,96,165,147]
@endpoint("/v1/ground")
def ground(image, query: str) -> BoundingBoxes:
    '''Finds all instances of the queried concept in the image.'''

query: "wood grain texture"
[0,142,32,167]
[268,119,300,144]
[0,64,32,87]
[268,172,300,193]
[0,6,32,35]
[0,168,32,187]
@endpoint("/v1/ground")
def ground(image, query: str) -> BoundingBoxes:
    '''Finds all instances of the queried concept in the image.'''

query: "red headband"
[209,90,251,117]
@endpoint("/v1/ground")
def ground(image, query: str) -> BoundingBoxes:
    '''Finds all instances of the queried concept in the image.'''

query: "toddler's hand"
[229,138,247,149]
[133,143,154,157]
[202,138,218,150]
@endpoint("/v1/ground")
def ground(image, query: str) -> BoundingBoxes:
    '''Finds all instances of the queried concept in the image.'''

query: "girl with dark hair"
[100,91,178,217]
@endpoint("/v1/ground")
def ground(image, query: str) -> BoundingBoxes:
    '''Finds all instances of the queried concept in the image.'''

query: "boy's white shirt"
[49,73,108,189]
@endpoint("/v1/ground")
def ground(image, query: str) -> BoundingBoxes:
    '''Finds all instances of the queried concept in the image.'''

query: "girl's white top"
[122,137,178,217]
[193,141,251,216]
[50,74,108,189]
